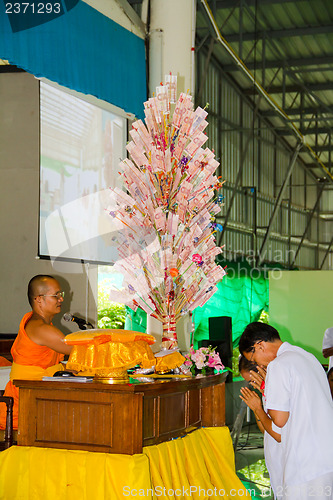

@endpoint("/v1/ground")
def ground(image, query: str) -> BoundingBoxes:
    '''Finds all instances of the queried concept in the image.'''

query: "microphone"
[63,313,94,330]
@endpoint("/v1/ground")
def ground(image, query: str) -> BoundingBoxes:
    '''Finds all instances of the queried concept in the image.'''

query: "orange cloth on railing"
[0,312,64,430]
[0,356,11,367]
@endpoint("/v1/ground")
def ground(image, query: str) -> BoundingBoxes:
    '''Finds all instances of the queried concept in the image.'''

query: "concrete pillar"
[149,0,196,97]
[146,0,196,351]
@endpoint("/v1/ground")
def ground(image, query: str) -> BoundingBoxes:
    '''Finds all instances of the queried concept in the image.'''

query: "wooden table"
[15,373,227,454]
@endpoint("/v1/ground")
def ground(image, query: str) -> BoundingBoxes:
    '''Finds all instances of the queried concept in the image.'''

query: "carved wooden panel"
[158,392,186,437]
[201,383,225,427]
[35,398,113,447]
[143,396,157,441]
[187,387,201,427]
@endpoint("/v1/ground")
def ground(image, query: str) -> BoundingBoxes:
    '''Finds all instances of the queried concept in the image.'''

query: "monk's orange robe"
[0,312,64,430]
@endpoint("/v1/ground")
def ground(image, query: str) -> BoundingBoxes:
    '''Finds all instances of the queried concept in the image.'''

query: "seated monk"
[0,275,72,430]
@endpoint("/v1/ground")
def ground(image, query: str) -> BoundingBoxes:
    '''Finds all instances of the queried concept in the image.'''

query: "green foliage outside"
[97,285,126,329]
[238,459,272,499]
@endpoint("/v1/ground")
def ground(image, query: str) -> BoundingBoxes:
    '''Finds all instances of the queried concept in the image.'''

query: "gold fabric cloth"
[66,340,156,377]
[63,329,156,345]
[64,330,186,377]
[155,351,185,373]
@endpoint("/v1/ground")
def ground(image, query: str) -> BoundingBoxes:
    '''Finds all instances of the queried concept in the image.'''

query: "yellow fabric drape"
[143,427,251,500]
[0,446,151,500]
[0,428,252,499]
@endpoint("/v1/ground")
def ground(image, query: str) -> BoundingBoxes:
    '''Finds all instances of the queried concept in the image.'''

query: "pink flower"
[199,347,209,356]
[208,355,216,367]
[185,345,224,374]
[192,350,206,369]
[192,253,203,264]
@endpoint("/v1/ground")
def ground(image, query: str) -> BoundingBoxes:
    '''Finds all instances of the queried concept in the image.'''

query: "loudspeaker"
[198,316,233,381]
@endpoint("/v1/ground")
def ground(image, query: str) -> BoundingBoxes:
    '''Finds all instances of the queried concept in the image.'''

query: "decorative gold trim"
[94,368,129,384]
[94,374,129,384]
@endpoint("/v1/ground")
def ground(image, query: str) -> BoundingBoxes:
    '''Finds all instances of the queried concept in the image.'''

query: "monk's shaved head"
[27,275,57,307]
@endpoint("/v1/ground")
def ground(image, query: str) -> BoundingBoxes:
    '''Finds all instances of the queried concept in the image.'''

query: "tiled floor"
[235,424,275,500]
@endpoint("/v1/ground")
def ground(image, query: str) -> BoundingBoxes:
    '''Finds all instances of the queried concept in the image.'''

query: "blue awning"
[0,1,146,118]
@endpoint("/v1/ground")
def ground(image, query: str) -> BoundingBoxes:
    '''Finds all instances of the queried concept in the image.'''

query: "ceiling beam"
[277,126,333,136]
[219,25,333,43]
[243,81,333,95]
[304,163,331,170]
[210,0,308,7]
[311,144,333,153]
[222,55,333,73]
[261,106,333,117]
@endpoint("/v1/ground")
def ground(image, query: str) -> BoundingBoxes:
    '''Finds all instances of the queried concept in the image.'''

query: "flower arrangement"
[184,345,225,375]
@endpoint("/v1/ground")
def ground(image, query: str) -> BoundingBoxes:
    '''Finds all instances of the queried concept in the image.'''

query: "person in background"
[327,367,333,399]
[0,275,72,430]
[322,327,333,371]
[239,322,333,500]
[239,355,282,499]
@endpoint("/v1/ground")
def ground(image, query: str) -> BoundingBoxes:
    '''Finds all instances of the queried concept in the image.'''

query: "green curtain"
[193,260,269,348]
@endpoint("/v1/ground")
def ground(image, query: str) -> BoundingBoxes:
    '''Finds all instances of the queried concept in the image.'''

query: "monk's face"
[39,278,64,316]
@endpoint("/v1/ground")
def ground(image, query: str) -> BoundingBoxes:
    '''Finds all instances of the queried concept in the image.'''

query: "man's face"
[243,341,275,367]
[40,279,64,315]
[240,369,252,383]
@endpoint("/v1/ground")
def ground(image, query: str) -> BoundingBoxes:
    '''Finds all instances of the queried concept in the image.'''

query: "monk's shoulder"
[25,318,58,344]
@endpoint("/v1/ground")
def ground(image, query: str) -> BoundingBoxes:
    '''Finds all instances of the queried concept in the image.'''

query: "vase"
[161,308,178,349]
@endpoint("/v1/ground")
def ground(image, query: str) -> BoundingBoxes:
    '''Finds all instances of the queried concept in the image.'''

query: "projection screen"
[39,81,127,264]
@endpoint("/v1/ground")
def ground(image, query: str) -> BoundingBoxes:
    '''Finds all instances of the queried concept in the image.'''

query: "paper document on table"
[42,377,93,383]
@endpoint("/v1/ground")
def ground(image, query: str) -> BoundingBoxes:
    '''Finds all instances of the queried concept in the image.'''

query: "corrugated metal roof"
[128,0,333,267]
[197,0,333,177]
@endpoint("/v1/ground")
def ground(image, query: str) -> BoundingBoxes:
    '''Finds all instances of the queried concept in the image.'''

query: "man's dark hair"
[239,322,281,354]
[238,354,258,374]
[27,275,55,307]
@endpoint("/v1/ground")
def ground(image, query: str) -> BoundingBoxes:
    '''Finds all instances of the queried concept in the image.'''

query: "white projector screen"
[39,82,127,264]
